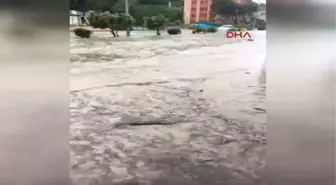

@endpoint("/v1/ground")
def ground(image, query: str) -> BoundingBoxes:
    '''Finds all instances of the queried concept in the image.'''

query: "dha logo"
[226,31,252,39]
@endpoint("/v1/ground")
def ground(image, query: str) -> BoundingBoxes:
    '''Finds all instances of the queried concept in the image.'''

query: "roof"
[70,10,84,16]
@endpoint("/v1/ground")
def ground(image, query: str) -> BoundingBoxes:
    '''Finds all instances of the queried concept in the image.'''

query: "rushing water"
[70,30,266,185]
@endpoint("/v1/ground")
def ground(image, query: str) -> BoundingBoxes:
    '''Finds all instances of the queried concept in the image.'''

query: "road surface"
[70,30,266,185]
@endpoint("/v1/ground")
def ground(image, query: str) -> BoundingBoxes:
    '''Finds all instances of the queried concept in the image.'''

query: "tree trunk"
[234,8,238,25]
[110,28,117,37]
[156,28,161,35]
[233,15,238,25]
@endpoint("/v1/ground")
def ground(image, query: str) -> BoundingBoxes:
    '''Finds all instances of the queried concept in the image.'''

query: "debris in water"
[221,139,235,145]
[200,159,215,162]
[253,107,266,112]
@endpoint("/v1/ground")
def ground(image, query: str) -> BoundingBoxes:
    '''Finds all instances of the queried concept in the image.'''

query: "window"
[201,8,208,11]
[200,13,207,18]
[191,8,196,11]
[191,14,196,18]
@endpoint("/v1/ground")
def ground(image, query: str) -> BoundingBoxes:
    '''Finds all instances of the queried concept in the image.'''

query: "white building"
[70,10,88,26]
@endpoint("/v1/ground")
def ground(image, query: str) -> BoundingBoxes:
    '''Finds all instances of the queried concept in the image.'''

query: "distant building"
[70,10,88,26]
[184,0,212,24]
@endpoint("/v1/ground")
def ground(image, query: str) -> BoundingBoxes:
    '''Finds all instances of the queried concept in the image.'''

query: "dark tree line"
[70,0,183,26]
[216,1,257,14]
[70,0,259,26]
[211,0,258,24]
[70,0,183,12]
[213,0,257,14]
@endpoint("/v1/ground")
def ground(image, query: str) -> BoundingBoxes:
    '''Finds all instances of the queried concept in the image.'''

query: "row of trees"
[72,0,261,32]
[87,11,135,37]
[143,15,167,35]
[87,11,176,36]
[70,0,183,27]
[70,0,183,11]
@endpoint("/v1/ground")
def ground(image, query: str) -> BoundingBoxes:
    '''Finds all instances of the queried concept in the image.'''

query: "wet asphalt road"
[70,30,266,185]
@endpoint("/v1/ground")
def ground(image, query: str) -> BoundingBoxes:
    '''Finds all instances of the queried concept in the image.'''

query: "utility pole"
[125,0,130,36]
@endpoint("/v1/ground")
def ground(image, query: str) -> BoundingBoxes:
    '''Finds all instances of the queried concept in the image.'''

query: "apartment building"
[184,0,212,24]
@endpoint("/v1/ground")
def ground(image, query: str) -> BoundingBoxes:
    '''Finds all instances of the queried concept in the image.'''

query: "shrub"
[173,20,182,26]
[167,28,181,35]
[235,23,249,28]
[143,15,168,35]
[235,23,253,31]
[207,27,217,33]
[88,11,135,37]
[195,27,205,33]
[87,11,109,29]
[189,25,196,30]
[73,28,92,38]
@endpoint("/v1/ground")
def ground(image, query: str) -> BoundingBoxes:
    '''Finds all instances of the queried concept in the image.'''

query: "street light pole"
[125,0,130,36]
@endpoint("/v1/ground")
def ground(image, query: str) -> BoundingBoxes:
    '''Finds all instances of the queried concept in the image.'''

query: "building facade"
[184,0,212,24]
[70,10,89,26]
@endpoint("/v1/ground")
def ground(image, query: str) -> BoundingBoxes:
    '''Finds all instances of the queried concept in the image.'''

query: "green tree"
[143,15,168,35]
[87,11,135,37]
[162,7,183,23]
[212,0,257,25]
[173,20,182,25]
[108,0,183,26]
[87,11,110,29]
[116,13,136,33]
[106,12,121,36]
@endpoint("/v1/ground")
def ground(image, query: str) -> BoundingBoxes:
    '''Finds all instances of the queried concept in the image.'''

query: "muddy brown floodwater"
[70,30,266,185]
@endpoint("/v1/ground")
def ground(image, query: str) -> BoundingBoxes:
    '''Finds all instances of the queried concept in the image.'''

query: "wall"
[184,0,212,24]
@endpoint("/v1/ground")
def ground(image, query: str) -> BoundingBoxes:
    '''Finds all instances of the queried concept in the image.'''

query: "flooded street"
[70,30,266,185]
